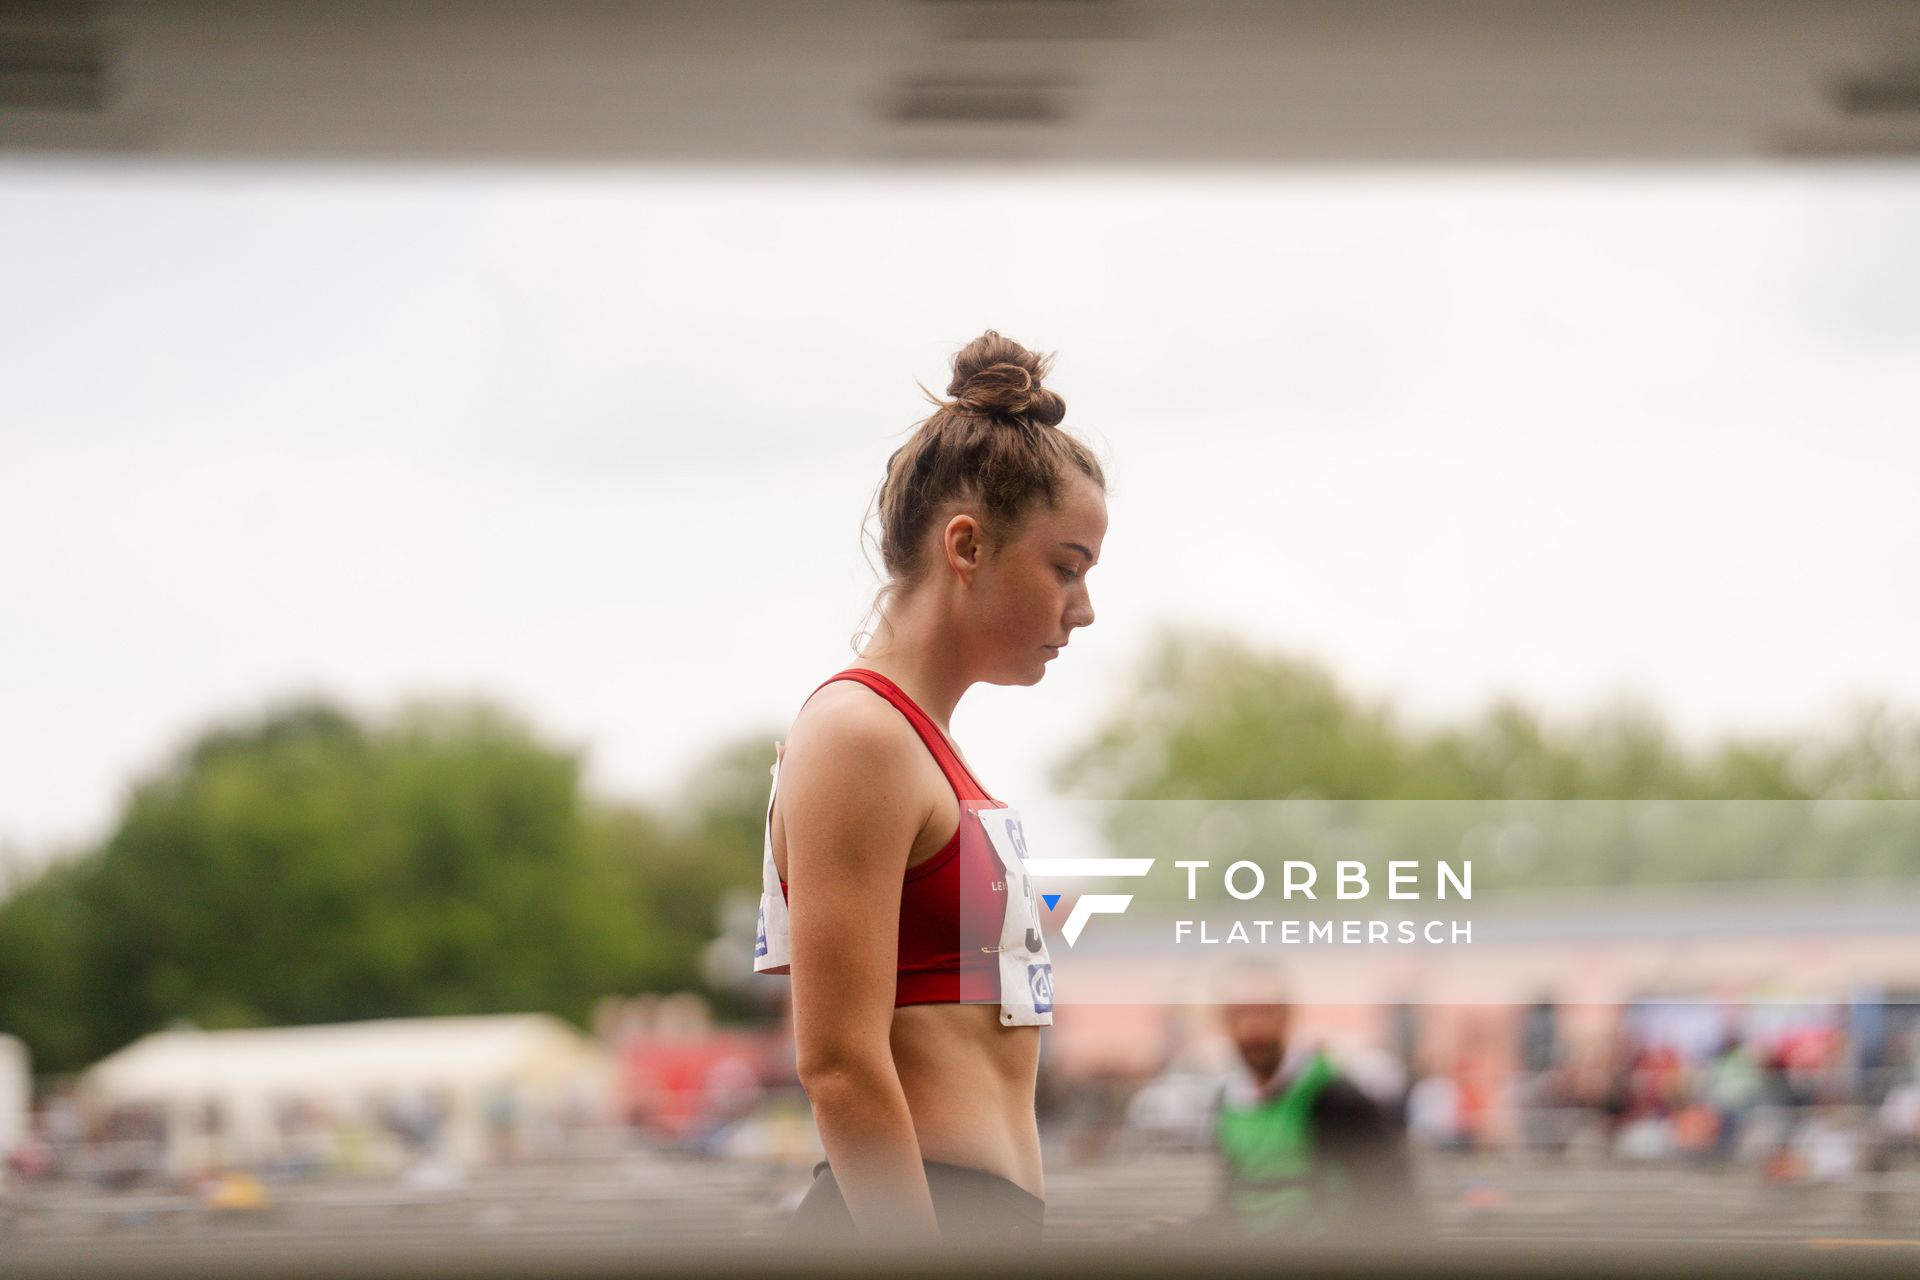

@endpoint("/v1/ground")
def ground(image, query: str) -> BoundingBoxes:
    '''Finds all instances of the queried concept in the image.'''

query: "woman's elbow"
[795,1042,896,1099]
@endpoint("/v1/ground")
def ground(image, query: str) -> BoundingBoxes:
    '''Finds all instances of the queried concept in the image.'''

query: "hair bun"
[953,362,1036,415]
[945,329,1067,427]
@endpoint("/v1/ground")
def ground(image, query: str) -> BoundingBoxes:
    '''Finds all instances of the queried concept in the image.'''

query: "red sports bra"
[775,668,1008,1007]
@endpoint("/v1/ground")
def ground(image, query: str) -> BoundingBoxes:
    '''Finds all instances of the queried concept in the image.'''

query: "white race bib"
[971,804,1055,1027]
[753,745,791,974]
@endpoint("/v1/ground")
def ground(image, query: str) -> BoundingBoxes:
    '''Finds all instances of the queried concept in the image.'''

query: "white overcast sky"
[3,161,1918,870]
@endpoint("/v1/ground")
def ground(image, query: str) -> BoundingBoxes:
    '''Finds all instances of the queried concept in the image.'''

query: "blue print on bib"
[1027,962,1054,1014]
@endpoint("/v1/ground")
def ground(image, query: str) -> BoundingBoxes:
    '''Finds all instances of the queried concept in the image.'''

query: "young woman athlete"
[756,330,1108,1246]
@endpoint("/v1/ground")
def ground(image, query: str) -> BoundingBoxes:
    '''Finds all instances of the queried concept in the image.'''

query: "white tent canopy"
[81,1013,613,1172]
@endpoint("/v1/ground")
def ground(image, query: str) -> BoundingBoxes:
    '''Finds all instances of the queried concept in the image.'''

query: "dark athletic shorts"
[786,1157,1046,1246]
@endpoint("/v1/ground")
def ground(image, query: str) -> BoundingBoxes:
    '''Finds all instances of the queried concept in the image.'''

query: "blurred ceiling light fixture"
[1830,61,1920,115]
[0,0,107,113]
[883,72,1079,123]
[883,1,1126,131]
[1772,46,1920,156]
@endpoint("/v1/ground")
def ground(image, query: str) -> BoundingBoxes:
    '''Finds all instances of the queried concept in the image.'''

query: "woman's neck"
[854,611,972,731]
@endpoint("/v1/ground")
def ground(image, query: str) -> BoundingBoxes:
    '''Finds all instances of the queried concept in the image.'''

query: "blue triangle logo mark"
[1042,894,1061,911]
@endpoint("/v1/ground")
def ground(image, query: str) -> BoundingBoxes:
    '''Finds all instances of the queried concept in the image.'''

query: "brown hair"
[853,330,1106,651]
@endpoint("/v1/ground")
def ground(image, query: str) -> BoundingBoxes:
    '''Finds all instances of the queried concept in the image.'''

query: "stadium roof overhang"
[3,1,1919,166]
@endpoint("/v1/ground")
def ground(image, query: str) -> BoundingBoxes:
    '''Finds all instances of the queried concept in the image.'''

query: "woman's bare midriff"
[771,685,1045,1201]
[890,1002,1044,1199]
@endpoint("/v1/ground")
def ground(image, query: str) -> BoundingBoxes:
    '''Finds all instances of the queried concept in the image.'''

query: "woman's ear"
[942,512,985,583]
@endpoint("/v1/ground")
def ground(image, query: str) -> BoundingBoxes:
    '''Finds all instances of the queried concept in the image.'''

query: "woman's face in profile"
[976,471,1107,685]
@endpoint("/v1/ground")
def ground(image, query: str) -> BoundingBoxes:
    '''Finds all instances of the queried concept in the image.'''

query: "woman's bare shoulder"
[780,678,918,786]
[777,679,927,866]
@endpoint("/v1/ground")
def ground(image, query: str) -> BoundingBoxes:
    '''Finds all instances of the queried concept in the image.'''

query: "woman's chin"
[985,652,1053,686]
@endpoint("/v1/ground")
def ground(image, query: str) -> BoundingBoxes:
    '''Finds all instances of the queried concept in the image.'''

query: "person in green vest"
[1201,969,1428,1243]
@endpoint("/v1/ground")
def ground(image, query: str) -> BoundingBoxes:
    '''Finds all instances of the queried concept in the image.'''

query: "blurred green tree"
[0,698,771,1074]
[1052,625,1920,891]
[1054,624,1920,802]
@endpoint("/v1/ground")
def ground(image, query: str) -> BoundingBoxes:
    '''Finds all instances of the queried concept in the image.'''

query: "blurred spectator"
[1406,1068,1464,1151]
[1700,1036,1762,1162]
[1193,983,1427,1244]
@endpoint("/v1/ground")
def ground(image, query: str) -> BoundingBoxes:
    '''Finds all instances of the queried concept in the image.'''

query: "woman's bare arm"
[780,694,941,1244]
